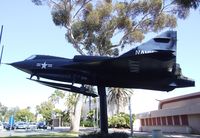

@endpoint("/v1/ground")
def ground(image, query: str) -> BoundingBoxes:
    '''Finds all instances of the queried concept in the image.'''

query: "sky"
[0,0,200,114]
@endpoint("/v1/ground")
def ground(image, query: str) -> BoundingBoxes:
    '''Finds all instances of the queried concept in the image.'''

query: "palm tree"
[108,88,133,114]
[49,89,65,104]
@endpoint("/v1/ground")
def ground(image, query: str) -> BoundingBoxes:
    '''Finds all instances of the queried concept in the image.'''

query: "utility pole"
[0,25,4,65]
[129,96,133,136]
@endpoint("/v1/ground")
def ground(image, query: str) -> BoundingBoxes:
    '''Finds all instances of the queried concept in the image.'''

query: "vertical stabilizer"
[120,31,177,57]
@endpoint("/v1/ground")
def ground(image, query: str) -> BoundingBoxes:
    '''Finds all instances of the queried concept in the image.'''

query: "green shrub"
[80,120,94,127]
[87,109,95,120]
[80,110,96,127]
[108,112,135,128]
[80,132,129,138]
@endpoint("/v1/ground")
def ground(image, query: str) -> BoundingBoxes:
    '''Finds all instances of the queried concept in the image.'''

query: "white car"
[28,122,37,130]
[0,122,3,130]
[15,122,28,129]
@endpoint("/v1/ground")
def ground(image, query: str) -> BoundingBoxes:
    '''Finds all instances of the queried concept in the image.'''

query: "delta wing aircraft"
[7,31,195,96]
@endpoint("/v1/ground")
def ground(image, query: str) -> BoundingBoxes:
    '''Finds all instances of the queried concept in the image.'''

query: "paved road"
[0,128,60,137]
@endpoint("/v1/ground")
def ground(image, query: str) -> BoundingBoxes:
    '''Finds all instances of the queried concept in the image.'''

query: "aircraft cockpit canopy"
[26,55,37,60]
[25,55,70,60]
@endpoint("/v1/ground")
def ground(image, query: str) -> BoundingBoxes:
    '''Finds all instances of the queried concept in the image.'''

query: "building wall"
[137,92,200,134]
[138,112,200,134]
[138,114,200,133]
[161,97,200,109]
[141,126,191,133]
[188,114,200,134]
[53,118,59,127]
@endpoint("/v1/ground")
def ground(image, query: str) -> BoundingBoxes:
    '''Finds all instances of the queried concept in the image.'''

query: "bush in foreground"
[79,132,129,138]
[108,112,135,128]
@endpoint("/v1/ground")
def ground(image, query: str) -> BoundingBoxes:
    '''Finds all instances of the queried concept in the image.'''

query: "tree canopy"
[32,0,186,56]
[36,100,55,122]
[36,97,64,123]
[49,89,65,104]
[15,108,35,122]
[174,0,200,9]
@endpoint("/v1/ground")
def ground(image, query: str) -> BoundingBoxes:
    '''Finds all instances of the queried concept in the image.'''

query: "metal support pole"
[96,97,99,129]
[97,86,108,134]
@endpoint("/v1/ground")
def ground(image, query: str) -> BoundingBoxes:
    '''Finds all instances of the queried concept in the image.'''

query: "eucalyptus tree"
[15,108,35,122]
[32,0,190,132]
[36,100,55,122]
[174,0,200,10]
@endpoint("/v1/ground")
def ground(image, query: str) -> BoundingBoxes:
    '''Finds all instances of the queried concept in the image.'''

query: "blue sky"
[0,0,200,112]
[0,0,78,109]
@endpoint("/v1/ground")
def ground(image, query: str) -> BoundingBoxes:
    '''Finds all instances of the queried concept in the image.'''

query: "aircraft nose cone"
[9,61,30,73]
[10,61,25,69]
[8,61,33,75]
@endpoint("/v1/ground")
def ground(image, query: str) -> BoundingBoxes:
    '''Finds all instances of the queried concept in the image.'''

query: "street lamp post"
[129,96,133,136]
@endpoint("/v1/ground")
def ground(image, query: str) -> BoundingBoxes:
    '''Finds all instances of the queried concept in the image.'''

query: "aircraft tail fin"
[120,31,177,57]
[0,25,3,65]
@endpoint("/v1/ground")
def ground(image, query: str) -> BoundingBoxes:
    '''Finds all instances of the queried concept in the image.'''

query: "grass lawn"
[4,132,78,138]
[2,131,149,138]
[3,133,149,138]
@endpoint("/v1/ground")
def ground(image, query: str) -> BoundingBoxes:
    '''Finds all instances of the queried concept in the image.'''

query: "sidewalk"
[79,127,200,138]
[132,131,200,138]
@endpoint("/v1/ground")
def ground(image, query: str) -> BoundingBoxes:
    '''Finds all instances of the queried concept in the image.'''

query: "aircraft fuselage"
[10,31,195,92]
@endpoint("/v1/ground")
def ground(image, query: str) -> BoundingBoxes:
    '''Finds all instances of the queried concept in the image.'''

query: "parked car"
[37,122,47,129]
[2,122,8,129]
[15,122,28,129]
[28,122,37,130]
[5,124,15,130]
[0,122,3,130]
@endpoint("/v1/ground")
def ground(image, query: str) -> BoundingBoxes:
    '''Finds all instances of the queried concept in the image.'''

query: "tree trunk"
[117,98,126,114]
[117,98,120,114]
[70,94,84,132]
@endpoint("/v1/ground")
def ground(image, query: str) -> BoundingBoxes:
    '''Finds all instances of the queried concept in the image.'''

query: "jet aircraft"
[8,31,195,96]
